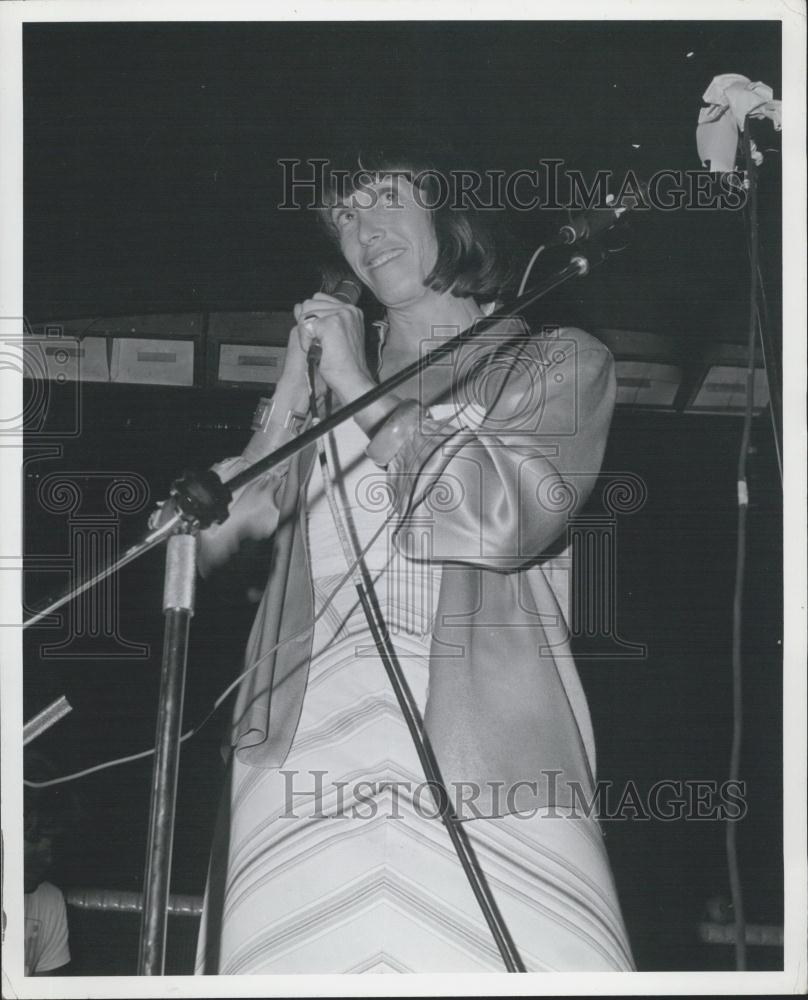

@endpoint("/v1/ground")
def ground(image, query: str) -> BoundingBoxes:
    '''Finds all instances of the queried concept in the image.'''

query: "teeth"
[368,249,402,269]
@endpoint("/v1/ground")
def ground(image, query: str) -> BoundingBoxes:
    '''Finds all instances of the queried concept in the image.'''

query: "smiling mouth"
[366,248,406,270]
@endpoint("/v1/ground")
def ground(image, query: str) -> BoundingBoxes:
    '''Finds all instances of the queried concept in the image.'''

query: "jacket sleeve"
[367,328,616,570]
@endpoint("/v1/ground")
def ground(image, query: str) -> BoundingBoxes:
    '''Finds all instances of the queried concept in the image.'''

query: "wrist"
[331,371,375,404]
[330,373,398,437]
[350,390,404,438]
[365,398,422,467]
[243,394,308,462]
[273,370,309,405]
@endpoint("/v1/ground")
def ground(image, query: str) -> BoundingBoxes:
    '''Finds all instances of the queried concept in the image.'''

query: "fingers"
[291,297,365,387]
[147,498,178,531]
[285,324,306,360]
[295,293,359,319]
[293,297,360,348]
[295,318,315,353]
[147,502,163,531]
[297,302,351,323]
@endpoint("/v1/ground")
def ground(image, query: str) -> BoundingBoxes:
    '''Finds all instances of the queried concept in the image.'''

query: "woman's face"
[330,175,439,308]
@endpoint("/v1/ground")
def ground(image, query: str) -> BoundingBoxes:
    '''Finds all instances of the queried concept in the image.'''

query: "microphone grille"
[331,277,362,305]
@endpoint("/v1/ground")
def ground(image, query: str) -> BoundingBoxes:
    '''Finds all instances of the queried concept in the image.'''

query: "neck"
[379,290,486,406]
[383,290,483,362]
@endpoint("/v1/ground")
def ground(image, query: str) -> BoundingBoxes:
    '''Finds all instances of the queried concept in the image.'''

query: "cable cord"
[740,223,783,483]
[25,489,402,790]
[29,330,531,969]
[516,244,546,297]
[303,357,526,973]
[726,125,761,972]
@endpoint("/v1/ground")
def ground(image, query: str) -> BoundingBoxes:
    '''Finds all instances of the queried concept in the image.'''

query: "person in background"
[23,754,71,976]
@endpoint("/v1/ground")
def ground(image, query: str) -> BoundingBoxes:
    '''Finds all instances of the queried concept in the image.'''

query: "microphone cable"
[304,351,526,974]
[725,122,764,973]
[23,502,402,790]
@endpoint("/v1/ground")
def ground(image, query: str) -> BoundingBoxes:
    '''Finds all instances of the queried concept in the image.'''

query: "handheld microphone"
[246,277,363,453]
[305,277,363,367]
[552,184,649,247]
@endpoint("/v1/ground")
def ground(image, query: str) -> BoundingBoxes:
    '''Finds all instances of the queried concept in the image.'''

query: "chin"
[374,280,431,309]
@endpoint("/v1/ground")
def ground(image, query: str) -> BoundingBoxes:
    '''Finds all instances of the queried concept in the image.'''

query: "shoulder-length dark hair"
[316,147,512,304]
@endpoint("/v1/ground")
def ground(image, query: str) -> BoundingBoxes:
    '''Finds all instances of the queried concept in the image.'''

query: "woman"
[193,151,635,974]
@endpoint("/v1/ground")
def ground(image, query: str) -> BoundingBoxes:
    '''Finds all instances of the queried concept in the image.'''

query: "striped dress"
[195,409,635,974]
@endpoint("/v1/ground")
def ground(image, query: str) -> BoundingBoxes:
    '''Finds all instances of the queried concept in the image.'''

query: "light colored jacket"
[199,321,616,817]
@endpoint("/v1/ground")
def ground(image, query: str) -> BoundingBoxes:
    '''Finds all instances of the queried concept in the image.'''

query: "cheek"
[421,215,439,259]
[338,239,358,270]
[420,231,439,275]
[402,206,438,270]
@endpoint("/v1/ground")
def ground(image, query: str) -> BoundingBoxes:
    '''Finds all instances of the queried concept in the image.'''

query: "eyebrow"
[330,203,351,222]
[330,176,404,221]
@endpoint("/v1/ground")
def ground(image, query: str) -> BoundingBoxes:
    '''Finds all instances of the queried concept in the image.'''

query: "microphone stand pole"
[137,527,197,975]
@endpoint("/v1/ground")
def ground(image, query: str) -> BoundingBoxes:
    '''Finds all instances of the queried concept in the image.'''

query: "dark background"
[21,20,783,974]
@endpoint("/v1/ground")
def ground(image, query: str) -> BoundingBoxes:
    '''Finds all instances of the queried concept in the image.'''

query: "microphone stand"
[137,528,197,976]
[22,246,603,975]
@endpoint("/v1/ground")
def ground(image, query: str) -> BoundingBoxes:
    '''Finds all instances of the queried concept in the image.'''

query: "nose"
[356,208,384,247]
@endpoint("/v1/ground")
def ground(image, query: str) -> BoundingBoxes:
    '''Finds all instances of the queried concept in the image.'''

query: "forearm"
[196,379,307,575]
[333,373,404,439]
[195,454,284,577]
[243,375,310,462]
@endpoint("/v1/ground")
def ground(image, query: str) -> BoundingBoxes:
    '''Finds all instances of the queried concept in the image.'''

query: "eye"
[380,187,401,208]
[334,207,356,228]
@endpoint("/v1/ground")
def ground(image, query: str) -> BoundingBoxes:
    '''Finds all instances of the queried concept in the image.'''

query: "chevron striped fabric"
[195,416,634,974]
